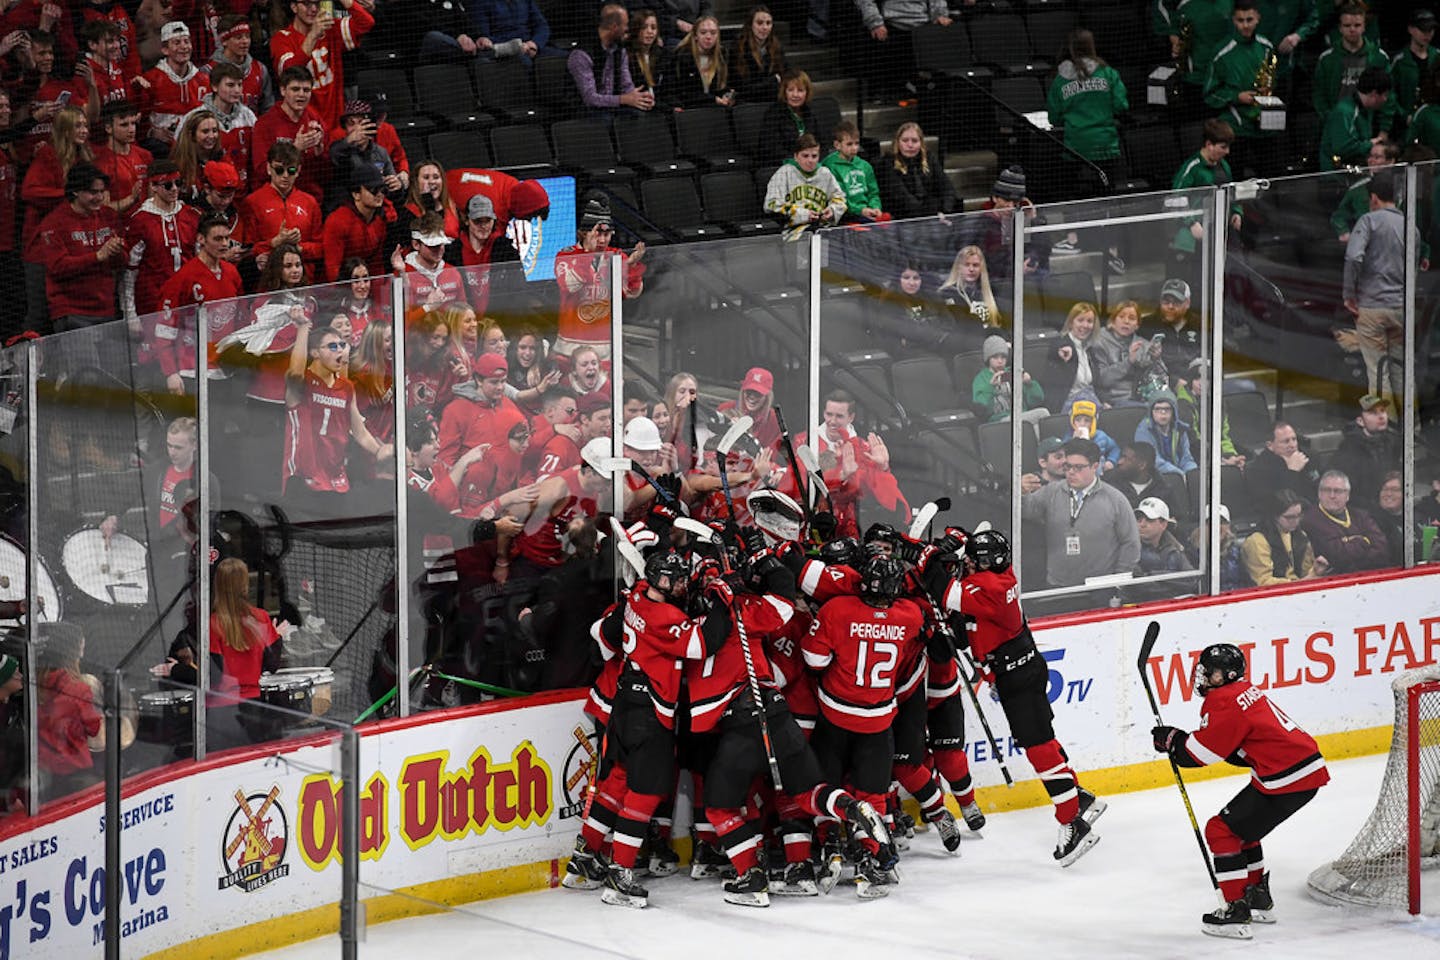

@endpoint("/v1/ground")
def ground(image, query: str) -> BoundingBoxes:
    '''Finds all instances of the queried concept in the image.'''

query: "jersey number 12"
[854,640,898,689]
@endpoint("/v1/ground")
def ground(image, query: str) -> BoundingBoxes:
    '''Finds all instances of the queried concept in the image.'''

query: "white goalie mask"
[747,489,804,544]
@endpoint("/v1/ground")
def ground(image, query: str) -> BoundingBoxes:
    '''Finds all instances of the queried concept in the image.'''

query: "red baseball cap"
[473,353,507,379]
[740,367,774,396]
[576,391,610,415]
[203,161,241,190]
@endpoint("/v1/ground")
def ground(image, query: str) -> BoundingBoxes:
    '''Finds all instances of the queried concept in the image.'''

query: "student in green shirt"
[1330,141,1400,240]
[1319,67,1392,170]
[1390,9,1438,138]
[1170,119,1244,288]
[820,119,885,222]
[1155,0,1237,89]
[1410,69,1440,153]
[1255,0,1318,78]
[1047,27,1129,184]
[1313,2,1390,119]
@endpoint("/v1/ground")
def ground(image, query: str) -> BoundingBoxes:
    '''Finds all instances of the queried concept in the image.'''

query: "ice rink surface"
[257,754,1440,960]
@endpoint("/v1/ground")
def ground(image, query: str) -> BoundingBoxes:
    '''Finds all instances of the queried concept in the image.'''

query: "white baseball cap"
[1135,497,1172,522]
[622,416,662,452]
[160,22,190,42]
[581,438,630,478]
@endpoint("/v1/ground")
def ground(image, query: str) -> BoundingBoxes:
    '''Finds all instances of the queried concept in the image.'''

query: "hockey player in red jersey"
[1152,643,1329,939]
[803,552,925,897]
[923,528,1105,866]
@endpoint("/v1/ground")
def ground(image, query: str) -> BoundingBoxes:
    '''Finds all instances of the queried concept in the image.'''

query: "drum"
[0,533,62,622]
[258,673,313,724]
[137,690,195,745]
[61,528,149,606]
[275,667,334,716]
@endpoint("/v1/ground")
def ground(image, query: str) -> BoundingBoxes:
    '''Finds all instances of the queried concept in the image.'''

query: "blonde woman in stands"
[661,371,701,468]
[171,109,225,197]
[731,5,785,103]
[877,120,957,220]
[21,104,93,332]
[664,14,733,110]
[627,9,671,102]
[1041,301,1100,417]
[936,244,1001,355]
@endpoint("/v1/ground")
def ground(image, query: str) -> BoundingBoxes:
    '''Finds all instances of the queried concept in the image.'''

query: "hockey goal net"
[1307,666,1440,914]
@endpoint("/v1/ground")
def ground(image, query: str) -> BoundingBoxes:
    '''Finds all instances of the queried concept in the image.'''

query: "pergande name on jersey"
[848,621,908,641]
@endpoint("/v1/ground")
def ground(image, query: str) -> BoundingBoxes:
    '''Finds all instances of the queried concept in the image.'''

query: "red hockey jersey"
[284,369,355,494]
[122,199,200,320]
[621,587,711,729]
[1184,683,1330,795]
[269,5,373,128]
[685,592,793,733]
[803,594,926,733]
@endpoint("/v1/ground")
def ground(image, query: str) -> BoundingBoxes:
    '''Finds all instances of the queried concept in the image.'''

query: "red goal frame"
[1408,680,1440,915]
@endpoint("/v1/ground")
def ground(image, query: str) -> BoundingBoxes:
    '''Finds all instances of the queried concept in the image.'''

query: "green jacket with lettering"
[1313,38,1388,117]
[820,150,882,216]
[1046,58,1129,161]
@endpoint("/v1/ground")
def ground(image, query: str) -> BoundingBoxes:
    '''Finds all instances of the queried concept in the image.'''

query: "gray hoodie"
[1090,325,1164,406]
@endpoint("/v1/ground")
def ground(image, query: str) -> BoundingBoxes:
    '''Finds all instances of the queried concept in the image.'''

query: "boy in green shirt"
[1390,9,1437,138]
[1313,2,1391,120]
[820,120,886,223]
[1318,67,1391,170]
[1171,119,1245,256]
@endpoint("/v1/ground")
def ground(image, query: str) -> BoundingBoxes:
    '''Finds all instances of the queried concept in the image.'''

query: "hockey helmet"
[967,530,1012,572]
[863,522,899,547]
[820,536,862,569]
[645,549,691,602]
[1195,643,1247,693]
[747,488,804,544]
[858,554,906,606]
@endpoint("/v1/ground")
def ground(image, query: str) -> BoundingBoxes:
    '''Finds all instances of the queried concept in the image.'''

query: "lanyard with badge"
[1066,488,1086,556]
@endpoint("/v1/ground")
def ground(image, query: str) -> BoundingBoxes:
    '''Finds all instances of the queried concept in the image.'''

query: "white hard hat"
[581,437,616,477]
[623,416,663,452]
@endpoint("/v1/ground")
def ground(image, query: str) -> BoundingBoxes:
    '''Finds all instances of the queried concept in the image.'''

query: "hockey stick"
[607,517,647,583]
[907,496,952,540]
[771,405,815,531]
[628,461,680,508]
[794,444,830,509]
[1137,620,1221,894]
[716,415,753,521]
[678,517,784,792]
[918,585,1015,787]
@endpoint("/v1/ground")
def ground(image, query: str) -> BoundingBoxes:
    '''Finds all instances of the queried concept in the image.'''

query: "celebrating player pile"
[561,475,1107,909]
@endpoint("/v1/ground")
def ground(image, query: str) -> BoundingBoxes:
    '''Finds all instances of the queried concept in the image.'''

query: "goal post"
[1307,666,1440,915]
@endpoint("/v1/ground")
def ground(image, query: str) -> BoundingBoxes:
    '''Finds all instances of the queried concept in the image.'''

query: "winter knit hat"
[579,198,613,232]
[992,165,1027,201]
[1149,389,1178,413]
[982,335,1009,361]
[1070,398,1098,428]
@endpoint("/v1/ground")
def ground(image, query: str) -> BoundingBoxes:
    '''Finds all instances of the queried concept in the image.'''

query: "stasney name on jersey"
[1187,682,1330,795]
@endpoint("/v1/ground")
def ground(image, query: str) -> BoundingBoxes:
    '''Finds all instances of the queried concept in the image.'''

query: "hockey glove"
[1151,725,1183,754]
[655,471,683,500]
[809,511,838,542]
[774,539,805,577]
[935,526,969,559]
[704,576,735,607]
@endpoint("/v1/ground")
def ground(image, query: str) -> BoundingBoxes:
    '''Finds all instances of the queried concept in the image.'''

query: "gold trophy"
[1254,49,1286,131]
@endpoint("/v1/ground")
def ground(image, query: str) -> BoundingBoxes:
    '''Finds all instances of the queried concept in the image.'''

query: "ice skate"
[932,809,963,854]
[839,797,896,868]
[647,840,680,877]
[816,841,845,894]
[690,839,729,880]
[600,863,649,909]
[1244,873,1275,923]
[1077,788,1108,826]
[1053,816,1099,867]
[894,810,915,851]
[854,854,890,900]
[722,867,770,908]
[774,859,819,896]
[1201,900,1253,939]
[959,800,987,832]
[561,837,607,890]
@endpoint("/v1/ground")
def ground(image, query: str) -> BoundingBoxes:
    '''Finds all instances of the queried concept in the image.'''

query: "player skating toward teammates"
[803,552,926,898]
[922,528,1105,865]
[684,529,890,907]
[1151,643,1329,939]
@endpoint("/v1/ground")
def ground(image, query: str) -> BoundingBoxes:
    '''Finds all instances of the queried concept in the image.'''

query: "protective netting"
[1307,666,1440,911]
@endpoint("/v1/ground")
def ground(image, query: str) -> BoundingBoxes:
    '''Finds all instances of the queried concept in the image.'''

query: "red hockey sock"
[1243,841,1265,885]
[932,747,975,806]
[1025,739,1079,825]
[894,763,947,822]
[708,807,762,874]
[580,766,627,852]
[611,791,663,868]
[1206,816,1249,903]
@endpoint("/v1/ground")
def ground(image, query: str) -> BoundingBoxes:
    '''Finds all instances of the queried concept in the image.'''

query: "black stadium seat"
[641,178,726,240]
[355,67,435,137]
[474,59,544,123]
[1026,9,1080,63]
[732,102,770,158]
[699,171,777,235]
[614,113,697,178]
[412,63,492,130]
[489,124,557,175]
[552,119,636,185]
[427,131,492,171]
[911,22,991,80]
[674,109,750,171]
[969,14,1042,76]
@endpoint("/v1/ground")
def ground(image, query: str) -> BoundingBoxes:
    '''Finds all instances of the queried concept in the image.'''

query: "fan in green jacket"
[820,120,884,221]
[1329,143,1398,239]
[1154,0,1237,86]
[1047,29,1129,164]
[1171,119,1244,254]
[1318,68,1392,171]
[1255,0,1318,74]
[1313,2,1390,121]
[1389,9,1438,127]
[1204,5,1282,140]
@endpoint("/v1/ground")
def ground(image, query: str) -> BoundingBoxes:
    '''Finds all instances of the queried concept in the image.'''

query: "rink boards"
[1,568,1435,959]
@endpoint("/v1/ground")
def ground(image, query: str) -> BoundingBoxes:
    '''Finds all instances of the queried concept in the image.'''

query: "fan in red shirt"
[205,15,276,115]
[78,19,137,112]
[250,66,328,200]
[393,211,465,308]
[239,140,323,269]
[154,213,244,393]
[91,100,151,216]
[322,165,392,280]
[140,22,210,147]
[121,160,199,327]
[209,557,282,701]
[183,61,257,191]
[16,33,84,164]
[35,162,125,328]
[3,0,78,67]
[282,316,394,522]
[553,198,645,358]
[35,622,102,795]
[1152,643,1329,938]
[436,351,527,468]
[717,366,783,453]
[78,0,142,76]
[795,390,910,537]
[270,0,374,130]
